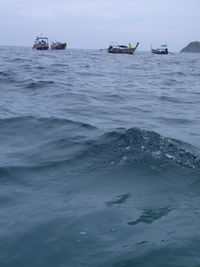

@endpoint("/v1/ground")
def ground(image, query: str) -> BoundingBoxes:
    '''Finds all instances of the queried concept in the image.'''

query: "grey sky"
[0,0,199,51]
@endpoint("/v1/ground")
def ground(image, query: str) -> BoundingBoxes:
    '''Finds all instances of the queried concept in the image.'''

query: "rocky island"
[181,41,200,53]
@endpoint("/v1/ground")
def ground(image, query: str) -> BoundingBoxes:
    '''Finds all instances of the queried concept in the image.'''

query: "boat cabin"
[33,36,49,50]
[151,44,168,54]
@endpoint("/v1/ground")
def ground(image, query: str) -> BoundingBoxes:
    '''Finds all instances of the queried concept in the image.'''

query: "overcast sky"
[0,0,199,51]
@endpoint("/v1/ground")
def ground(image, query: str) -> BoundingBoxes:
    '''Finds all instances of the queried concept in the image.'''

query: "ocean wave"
[23,80,56,89]
[0,70,18,84]
[0,116,98,168]
[1,118,199,176]
[158,95,193,104]
[78,127,200,173]
[0,116,96,129]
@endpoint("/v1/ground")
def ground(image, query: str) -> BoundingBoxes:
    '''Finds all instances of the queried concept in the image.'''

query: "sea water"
[0,46,200,267]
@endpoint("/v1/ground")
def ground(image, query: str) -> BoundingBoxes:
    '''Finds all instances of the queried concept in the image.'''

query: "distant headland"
[181,41,200,53]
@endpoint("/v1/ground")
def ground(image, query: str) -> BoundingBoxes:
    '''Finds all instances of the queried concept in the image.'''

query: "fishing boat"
[51,41,67,50]
[108,42,139,54]
[33,36,49,50]
[151,44,168,54]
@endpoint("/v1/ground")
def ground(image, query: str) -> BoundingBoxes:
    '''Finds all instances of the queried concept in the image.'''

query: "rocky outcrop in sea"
[181,41,200,53]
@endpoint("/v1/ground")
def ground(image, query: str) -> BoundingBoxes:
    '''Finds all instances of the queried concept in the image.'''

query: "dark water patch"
[24,80,55,89]
[106,193,131,207]
[0,70,19,84]
[75,71,105,77]
[0,71,11,77]
[98,93,125,103]
[135,240,148,246]
[162,78,178,86]
[156,116,193,125]
[18,64,33,70]
[158,95,194,105]
[158,95,182,103]
[50,63,70,67]
[32,66,47,70]
[161,71,185,76]
[127,206,171,225]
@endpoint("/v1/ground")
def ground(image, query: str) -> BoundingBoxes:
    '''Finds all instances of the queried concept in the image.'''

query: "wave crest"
[85,128,200,171]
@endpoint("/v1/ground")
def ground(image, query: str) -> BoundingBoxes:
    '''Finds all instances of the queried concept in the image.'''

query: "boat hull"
[151,49,168,54]
[108,42,139,55]
[51,43,67,50]
[108,48,135,54]
[34,46,49,50]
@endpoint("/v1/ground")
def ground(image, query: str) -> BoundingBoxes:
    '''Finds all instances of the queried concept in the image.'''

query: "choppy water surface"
[0,46,200,267]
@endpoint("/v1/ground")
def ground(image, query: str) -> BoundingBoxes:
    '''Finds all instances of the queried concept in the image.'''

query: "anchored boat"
[151,44,168,54]
[33,36,49,50]
[51,41,67,50]
[108,42,139,55]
